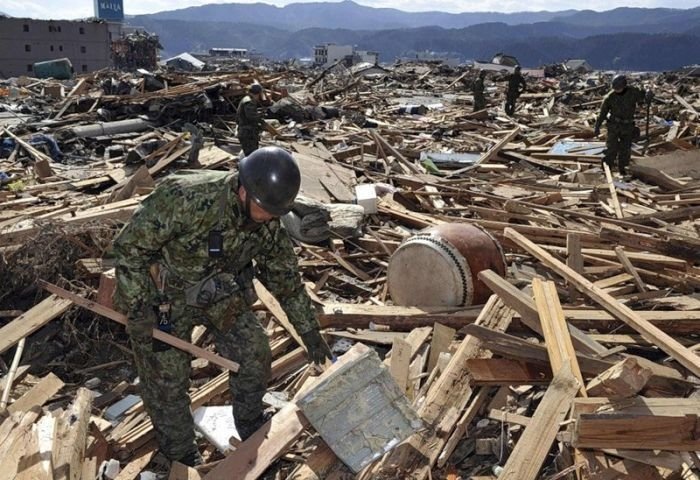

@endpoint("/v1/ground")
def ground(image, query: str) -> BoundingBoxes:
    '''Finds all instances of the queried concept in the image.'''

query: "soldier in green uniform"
[473,70,487,112]
[112,147,332,467]
[594,74,653,175]
[237,83,266,156]
[505,65,526,116]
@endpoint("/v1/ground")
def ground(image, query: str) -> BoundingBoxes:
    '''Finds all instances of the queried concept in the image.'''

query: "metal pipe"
[0,338,26,411]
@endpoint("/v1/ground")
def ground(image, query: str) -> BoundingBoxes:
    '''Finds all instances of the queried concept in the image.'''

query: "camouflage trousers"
[473,93,486,112]
[603,122,636,174]
[505,92,518,116]
[130,295,271,462]
[238,128,260,156]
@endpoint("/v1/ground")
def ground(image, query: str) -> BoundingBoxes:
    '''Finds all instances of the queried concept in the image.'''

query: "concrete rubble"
[1,61,699,479]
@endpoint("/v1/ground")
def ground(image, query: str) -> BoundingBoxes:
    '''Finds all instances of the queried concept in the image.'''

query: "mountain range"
[128,1,700,71]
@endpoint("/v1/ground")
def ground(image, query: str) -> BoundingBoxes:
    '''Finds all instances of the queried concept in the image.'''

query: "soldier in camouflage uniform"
[473,70,487,112]
[237,83,266,156]
[504,65,526,117]
[112,147,332,467]
[594,74,654,175]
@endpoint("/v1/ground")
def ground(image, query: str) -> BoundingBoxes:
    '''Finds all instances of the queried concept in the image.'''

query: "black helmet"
[612,74,627,90]
[249,83,263,94]
[239,147,301,216]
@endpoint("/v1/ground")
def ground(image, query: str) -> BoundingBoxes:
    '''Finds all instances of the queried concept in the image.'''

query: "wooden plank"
[0,295,73,354]
[478,270,609,357]
[463,324,612,376]
[254,280,305,349]
[40,281,239,372]
[585,357,652,398]
[560,310,700,334]
[600,449,683,471]
[319,303,482,331]
[574,413,700,451]
[488,409,532,427]
[8,372,64,414]
[614,246,647,293]
[168,462,202,480]
[390,338,412,394]
[436,387,490,468]
[0,200,139,247]
[447,127,519,177]
[571,397,700,417]
[464,324,694,397]
[372,295,514,480]
[204,404,308,480]
[532,278,586,397]
[498,364,579,480]
[108,165,155,203]
[427,323,456,373]
[674,93,700,117]
[113,444,156,480]
[566,233,583,301]
[603,162,624,218]
[53,388,93,480]
[505,227,700,378]
[466,358,551,385]
[287,440,348,480]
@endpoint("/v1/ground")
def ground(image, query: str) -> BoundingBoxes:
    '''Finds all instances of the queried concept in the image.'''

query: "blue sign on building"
[94,0,124,21]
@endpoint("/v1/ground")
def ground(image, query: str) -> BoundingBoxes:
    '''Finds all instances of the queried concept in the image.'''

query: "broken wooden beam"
[39,281,239,372]
[498,363,580,480]
[504,227,700,378]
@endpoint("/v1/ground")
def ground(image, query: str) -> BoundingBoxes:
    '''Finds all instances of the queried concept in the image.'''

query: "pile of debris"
[1,63,699,480]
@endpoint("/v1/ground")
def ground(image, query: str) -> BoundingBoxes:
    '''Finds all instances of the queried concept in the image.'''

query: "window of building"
[82,65,88,72]
[25,44,31,52]
[79,27,85,34]
[80,46,86,54]
[27,64,33,72]
[50,45,54,52]
[59,45,63,51]
[49,25,53,32]
[23,24,29,32]
[57,26,61,32]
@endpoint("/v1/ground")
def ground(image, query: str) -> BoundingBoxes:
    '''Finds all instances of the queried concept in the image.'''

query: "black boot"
[236,410,274,441]
[178,450,203,467]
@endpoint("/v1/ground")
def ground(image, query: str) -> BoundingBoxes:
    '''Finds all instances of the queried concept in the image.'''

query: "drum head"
[388,238,468,307]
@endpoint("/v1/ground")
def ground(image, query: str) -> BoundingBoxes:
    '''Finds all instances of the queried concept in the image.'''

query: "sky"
[2,0,699,19]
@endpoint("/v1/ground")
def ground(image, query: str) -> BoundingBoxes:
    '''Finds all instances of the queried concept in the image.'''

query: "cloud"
[2,0,699,19]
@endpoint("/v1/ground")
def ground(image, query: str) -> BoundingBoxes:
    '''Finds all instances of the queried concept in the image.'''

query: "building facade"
[0,17,112,78]
[313,44,354,67]
[355,50,379,65]
[209,48,248,58]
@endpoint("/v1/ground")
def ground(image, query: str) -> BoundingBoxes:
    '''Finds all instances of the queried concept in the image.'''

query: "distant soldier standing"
[594,74,653,175]
[473,70,487,112]
[237,83,266,156]
[505,65,527,116]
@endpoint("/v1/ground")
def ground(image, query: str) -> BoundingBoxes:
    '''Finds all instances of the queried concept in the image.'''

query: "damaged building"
[0,17,113,77]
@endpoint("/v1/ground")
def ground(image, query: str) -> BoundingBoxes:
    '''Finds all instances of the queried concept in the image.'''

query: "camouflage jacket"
[472,77,485,97]
[237,96,265,132]
[112,170,318,335]
[507,73,526,96]
[596,86,645,128]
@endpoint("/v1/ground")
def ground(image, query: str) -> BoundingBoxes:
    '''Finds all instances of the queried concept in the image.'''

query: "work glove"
[645,89,654,105]
[301,329,333,365]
